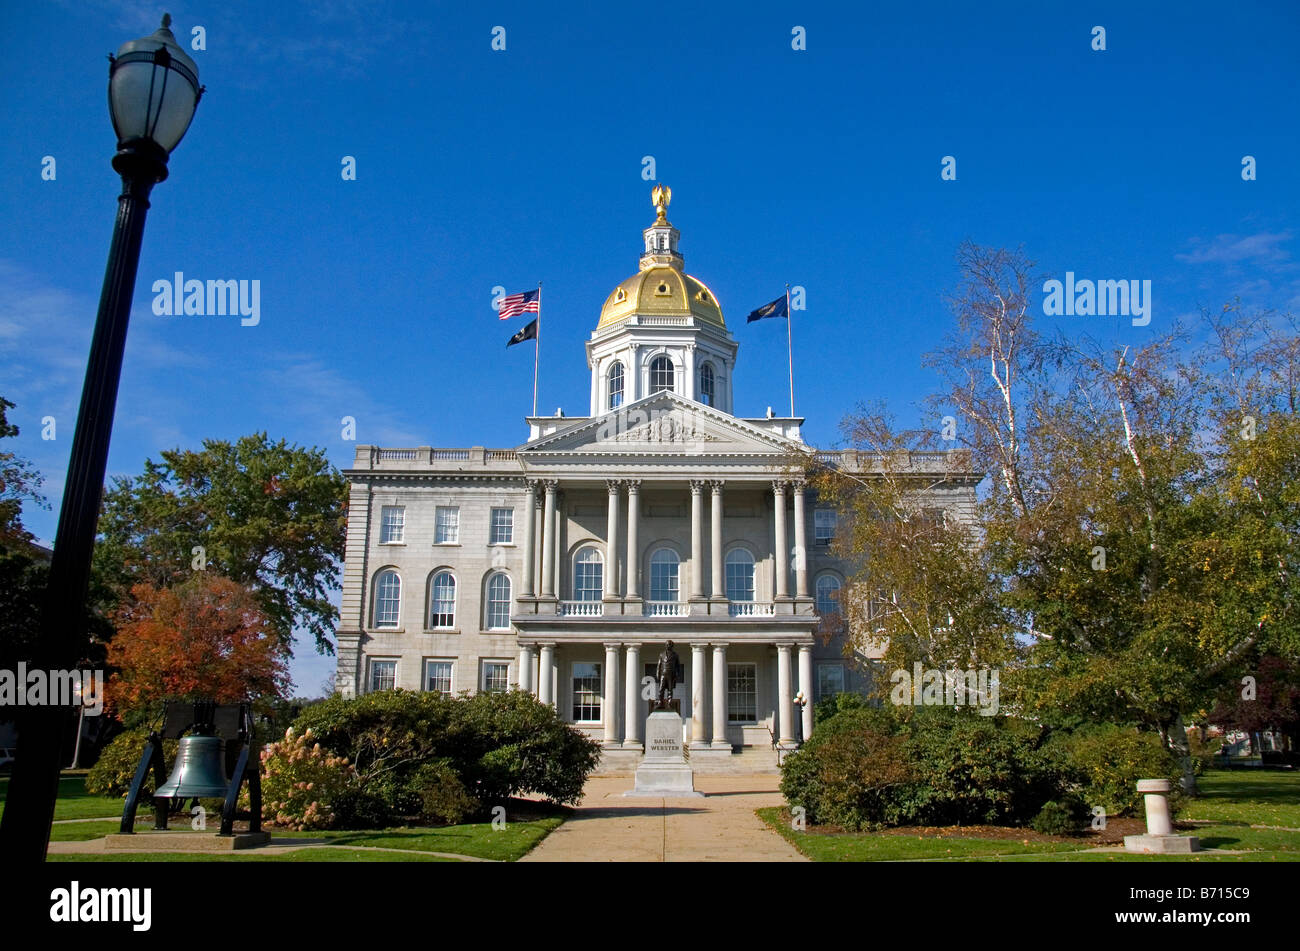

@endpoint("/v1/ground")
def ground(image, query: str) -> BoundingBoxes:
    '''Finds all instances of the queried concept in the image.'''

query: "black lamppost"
[0,14,201,861]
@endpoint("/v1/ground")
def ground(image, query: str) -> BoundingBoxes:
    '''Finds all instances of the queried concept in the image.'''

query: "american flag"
[497,288,540,320]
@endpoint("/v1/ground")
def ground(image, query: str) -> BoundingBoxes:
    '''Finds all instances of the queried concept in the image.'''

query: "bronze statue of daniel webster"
[654,640,680,709]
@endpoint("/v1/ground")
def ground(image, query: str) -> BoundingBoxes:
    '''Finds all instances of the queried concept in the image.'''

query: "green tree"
[94,433,347,653]
[819,245,1300,793]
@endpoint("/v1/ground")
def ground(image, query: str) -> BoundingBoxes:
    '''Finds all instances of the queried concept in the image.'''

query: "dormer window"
[656,282,670,295]
[614,287,626,303]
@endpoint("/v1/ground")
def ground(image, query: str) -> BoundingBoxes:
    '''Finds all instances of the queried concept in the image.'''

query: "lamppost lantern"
[108,13,203,182]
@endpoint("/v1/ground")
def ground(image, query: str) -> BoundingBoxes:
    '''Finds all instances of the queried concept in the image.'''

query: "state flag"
[746,294,788,322]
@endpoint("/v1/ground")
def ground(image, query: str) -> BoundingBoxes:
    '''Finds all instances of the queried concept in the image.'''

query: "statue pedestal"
[624,711,703,798]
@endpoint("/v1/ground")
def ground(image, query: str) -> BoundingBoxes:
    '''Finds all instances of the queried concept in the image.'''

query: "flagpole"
[532,282,542,418]
[785,283,794,417]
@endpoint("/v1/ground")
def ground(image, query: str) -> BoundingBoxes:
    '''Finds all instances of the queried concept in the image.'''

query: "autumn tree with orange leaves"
[106,573,290,717]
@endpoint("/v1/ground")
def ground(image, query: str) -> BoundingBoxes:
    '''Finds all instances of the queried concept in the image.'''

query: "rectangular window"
[489,507,514,545]
[379,505,404,543]
[369,660,396,693]
[814,509,837,546]
[727,663,757,723]
[817,664,845,701]
[424,660,453,696]
[435,506,460,544]
[482,661,510,694]
[572,662,602,722]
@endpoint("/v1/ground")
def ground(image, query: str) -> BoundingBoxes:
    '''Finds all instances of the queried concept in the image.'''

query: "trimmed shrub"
[411,759,477,825]
[812,691,872,727]
[780,706,910,830]
[898,706,1057,826]
[85,727,178,798]
[1050,724,1184,817]
[291,688,601,827]
[1030,798,1088,836]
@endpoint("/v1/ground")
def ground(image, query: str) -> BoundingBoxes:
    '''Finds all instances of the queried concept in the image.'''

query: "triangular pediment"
[517,391,804,461]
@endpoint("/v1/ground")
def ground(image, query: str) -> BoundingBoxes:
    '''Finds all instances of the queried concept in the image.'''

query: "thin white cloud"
[1176,231,1294,268]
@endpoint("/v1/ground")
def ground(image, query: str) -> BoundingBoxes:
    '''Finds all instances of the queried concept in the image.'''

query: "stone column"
[792,481,808,599]
[520,481,537,598]
[540,480,558,599]
[625,480,641,599]
[710,481,724,599]
[689,480,706,599]
[529,647,541,698]
[603,643,620,746]
[690,643,708,746]
[538,643,555,707]
[684,344,696,400]
[533,496,544,596]
[798,645,814,739]
[777,644,794,745]
[604,480,621,600]
[517,645,533,693]
[711,644,729,749]
[773,481,789,600]
[623,643,642,748]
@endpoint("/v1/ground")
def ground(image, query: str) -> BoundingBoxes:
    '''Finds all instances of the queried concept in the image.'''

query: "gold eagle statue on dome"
[651,183,671,221]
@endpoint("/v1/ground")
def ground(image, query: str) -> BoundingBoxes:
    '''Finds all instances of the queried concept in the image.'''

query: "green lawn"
[6,773,568,861]
[759,769,1300,862]
[0,774,130,821]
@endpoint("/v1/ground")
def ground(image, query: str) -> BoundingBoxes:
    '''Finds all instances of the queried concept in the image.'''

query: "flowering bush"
[244,726,353,830]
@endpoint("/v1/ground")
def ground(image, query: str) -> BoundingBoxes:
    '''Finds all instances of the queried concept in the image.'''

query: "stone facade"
[335,189,980,767]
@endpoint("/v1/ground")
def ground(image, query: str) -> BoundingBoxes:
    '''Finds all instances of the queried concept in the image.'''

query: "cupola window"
[608,361,624,409]
[699,363,715,406]
[650,356,674,393]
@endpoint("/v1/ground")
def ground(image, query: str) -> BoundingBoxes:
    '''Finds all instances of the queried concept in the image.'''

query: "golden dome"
[598,266,725,329]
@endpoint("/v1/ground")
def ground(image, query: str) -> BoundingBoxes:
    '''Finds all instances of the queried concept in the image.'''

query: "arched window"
[429,570,456,628]
[816,574,842,619]
[373,569,401,628]
[650,355,674,393]
[485,572,511,630]
[725,548,755,602]
[573,547,603,601]
[608,362,624,410]
[699,363,715,406]
[648,548,680,602]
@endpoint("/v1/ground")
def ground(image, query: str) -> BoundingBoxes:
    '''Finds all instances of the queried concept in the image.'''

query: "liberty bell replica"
[154,706,230,801]
[119,698,264,837]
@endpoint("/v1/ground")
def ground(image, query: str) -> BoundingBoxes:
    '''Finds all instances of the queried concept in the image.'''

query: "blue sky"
[2,1,1297,694]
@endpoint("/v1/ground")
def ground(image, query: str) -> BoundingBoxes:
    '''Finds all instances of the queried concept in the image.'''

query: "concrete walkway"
[520,774,805,862]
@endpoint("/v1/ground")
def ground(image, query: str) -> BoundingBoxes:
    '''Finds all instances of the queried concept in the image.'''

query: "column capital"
[541,478,559,492]
[524,478,539,494]
[689,479,708,495]
[625,479,642,493]
[605,478,623,493]
[708,479,725,493]
[602,641,622,650]
[771,479,791,494]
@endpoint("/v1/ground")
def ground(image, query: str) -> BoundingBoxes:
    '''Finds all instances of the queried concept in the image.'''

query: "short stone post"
[1123,778,1201,853]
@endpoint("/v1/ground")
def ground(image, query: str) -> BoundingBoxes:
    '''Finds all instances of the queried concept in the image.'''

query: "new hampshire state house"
[335,187,978,770]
